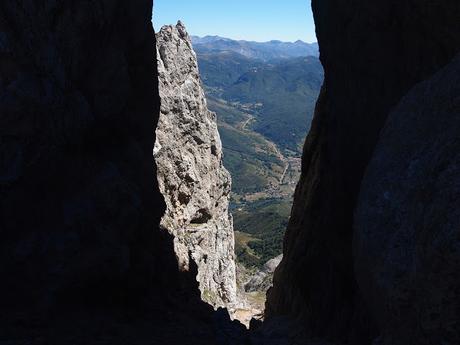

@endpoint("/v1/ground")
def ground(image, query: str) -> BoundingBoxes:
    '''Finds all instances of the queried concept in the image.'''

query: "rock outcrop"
[354,54,460,345]
[245,255,282,293]
[267,1,460,343]
[154,22,237,308]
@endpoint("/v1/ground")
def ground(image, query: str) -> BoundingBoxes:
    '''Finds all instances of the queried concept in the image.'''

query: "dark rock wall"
[0,0,177,316]
[267,0,460,343]
[0,3,250,343]
[355,54,460,345]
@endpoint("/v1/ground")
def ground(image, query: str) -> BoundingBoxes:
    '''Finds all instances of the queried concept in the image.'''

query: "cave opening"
[152,0,322,327]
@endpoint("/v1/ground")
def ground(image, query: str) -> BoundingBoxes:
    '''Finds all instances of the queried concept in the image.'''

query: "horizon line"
[190,33,318,45]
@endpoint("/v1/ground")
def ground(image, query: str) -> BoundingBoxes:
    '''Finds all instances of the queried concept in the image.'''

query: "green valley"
[194,37,323,268]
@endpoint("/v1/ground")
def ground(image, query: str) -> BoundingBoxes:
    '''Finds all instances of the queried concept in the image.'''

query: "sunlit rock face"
[154,21,237,309]
[267,0,460,343]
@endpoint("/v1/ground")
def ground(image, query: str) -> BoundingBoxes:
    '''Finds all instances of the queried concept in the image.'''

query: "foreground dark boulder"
[355,54,460,345]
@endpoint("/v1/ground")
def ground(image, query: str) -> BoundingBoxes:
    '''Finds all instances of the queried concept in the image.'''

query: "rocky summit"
[154,22,237,309]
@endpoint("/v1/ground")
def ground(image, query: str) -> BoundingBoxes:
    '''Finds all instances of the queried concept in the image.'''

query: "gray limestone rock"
[154,21,237,309]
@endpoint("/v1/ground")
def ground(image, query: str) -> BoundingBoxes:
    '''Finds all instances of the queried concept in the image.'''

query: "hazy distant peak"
[191,35,232,44]
[192,35,315,45]
[191,35,319,61]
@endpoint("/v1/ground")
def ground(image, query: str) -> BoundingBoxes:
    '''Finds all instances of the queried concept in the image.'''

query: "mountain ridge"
[192,35,319,61]
[192,35,316,45]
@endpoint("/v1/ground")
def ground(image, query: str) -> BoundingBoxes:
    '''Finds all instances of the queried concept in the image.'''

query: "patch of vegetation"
[218,125,283,194]
[207,96,247,126]
[247,233,284,265]
[202,288,218,305]
[233,198,291,268]
[235,247,261,268]
[233,198,291,235]
[234,231,262,268]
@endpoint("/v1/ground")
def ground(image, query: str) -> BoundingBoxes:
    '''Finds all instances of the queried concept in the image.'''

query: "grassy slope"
[209,97,285,195]
[233,199,292,266]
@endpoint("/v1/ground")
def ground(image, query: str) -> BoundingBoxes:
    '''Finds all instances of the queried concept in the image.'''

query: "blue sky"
[153,0,316,43]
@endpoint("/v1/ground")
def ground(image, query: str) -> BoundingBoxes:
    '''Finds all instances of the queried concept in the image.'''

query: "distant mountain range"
[192,35,319,61]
